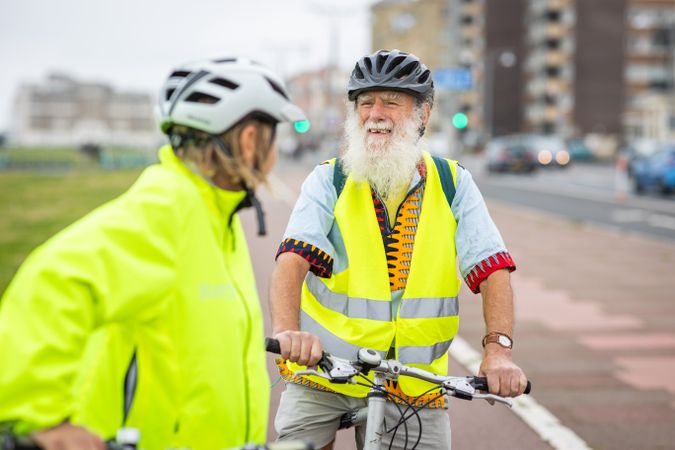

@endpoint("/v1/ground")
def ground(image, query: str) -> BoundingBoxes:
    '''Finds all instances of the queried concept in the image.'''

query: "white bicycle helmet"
[156,57,307,135]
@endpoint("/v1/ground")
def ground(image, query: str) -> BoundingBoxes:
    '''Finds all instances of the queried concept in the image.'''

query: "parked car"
[566,138,595,162]
[485,138,538,173]
[632,143,675,195]
[622,139,661,177]
[489,134,570,168]
[523,135,571,168]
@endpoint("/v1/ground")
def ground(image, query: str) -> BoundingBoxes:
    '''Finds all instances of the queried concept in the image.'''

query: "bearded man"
[269,50,527,450]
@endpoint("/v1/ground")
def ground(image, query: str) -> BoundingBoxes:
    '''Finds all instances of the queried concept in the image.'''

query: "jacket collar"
[158,145,247,226]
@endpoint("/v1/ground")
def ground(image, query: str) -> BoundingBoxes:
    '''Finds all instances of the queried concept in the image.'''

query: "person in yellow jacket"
[0,58,307,450]
[269,50,528,449]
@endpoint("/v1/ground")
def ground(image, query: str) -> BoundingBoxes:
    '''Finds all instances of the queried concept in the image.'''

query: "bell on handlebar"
[357,348,382,367]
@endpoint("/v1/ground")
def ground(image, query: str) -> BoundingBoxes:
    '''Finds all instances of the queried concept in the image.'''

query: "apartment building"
[12,73,159,148]
[623,0,675,140]
[281,66,349,154]
[371,0,452,70]
[524,0,674,141]
[523,0,578,136]
[370,0,674,142]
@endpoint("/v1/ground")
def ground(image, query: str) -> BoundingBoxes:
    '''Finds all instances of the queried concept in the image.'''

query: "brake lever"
[295,354,359,384]
[473,393,513,407]
[442,378,476,400]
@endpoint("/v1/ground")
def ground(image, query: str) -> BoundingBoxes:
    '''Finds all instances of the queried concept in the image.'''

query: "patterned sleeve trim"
[465,251,516,294]
[276,238,334,278]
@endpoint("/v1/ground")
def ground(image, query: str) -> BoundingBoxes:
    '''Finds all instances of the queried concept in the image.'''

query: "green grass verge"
[0,169,143,294]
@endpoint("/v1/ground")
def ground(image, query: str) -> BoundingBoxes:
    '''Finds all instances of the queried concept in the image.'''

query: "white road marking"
[449,336,592,450]
[609,209,675,230]
[610,209,647,223]
[647,213,675,230]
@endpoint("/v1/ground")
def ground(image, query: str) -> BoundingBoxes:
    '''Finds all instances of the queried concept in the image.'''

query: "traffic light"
[452,112,469,130]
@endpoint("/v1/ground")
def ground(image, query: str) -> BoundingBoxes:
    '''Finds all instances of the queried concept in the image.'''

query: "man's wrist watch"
[482,332,513,349]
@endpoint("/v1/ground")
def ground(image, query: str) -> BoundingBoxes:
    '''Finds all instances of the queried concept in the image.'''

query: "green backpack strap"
[332,157,347,197]
[332,155,455,208]
[431,155,456,208]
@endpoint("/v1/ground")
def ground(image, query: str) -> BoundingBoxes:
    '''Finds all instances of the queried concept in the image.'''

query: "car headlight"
[538,149,553,165]
[556,150,570,166]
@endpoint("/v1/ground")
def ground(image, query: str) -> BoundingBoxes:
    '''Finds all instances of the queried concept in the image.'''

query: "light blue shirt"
[282,159,510,284]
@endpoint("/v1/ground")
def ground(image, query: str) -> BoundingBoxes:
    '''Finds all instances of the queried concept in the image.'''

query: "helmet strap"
[211,135,268,237]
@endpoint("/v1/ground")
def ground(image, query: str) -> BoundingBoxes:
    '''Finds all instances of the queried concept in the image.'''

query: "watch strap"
[482,331,513,349]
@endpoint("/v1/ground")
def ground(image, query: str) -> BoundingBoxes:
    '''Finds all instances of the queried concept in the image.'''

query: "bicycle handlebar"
[265,337,531,401]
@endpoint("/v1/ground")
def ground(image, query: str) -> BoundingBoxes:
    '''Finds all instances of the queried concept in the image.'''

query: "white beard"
[341,106,425,201]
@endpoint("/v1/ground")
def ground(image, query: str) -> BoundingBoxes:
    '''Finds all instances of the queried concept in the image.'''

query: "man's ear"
[421,103,432,127]
[239,123,258,166]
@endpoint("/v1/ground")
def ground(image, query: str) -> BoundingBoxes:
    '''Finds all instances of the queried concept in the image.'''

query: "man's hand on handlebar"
[33,422,105,450]
[272,330,323,367]
[479,347,528,398]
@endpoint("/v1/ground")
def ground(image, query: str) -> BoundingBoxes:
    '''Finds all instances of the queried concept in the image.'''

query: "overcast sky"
[0,0,377,131]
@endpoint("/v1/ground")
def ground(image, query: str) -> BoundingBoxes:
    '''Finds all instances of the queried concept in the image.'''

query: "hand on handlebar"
[272,331,323,367]
[479,350,528,398]
[32,422,106,450]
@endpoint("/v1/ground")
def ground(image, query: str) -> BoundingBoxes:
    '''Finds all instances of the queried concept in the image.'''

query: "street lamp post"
[484,49,517,139]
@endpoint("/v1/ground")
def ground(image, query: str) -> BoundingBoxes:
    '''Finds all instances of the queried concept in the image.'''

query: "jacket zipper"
[223,223,252,442]
[122,349,138,425]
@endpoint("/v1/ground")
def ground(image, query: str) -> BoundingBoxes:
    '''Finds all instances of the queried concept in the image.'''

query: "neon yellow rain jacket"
[0,146,270,450]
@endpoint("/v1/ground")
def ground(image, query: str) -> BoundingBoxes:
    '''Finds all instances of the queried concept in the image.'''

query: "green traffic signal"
[294,120,311,134]
[452,112,468,130]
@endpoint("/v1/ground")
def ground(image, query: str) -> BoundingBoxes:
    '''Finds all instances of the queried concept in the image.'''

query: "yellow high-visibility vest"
[288,151,461,397]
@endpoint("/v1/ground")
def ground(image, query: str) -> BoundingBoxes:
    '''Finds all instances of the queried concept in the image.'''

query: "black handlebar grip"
[265,337,281,355]
[473,377,532,395]
[2,433,41,450]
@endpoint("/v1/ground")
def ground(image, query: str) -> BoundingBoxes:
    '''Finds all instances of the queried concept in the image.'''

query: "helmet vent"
[375,53,388,72]
[265,77,289,100]
[418,69,431,84]
[353,64,364,80]
[170,70,191,78]
[389,55,417,78]
[209,77,240,90]
[166,88,176,101]
[213,58,237,63]
[184,92,219,104]
[364,58,373,73]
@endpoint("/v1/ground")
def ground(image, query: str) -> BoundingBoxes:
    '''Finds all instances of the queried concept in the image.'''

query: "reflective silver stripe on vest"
[398,339,453,365]
[305,274,391,321]
[300,310,387,360]
[399,297,459,319]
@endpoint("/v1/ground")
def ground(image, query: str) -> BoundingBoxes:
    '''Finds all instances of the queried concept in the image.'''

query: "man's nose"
[368,101,387,121]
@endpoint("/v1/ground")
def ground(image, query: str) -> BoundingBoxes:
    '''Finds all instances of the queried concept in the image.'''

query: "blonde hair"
[172,120,274,188]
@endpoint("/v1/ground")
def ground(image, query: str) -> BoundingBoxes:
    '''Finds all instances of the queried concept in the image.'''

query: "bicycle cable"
[355,374,424,450]
[381,383,445,450]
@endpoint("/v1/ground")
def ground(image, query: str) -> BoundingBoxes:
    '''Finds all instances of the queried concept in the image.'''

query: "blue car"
[633,144,675,195]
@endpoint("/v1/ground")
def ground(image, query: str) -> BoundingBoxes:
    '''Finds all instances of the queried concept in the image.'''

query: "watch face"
[498,335,512,347]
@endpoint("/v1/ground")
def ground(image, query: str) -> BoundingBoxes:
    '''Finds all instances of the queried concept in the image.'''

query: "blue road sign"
[433,68,473,91]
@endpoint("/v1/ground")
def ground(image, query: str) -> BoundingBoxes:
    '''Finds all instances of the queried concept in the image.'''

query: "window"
[461,15,474,25]
[546,39,560,50]
[545,10,561,22]
[545,66,561,77]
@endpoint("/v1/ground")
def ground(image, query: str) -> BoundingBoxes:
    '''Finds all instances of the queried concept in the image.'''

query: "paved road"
[466,158,675,242]
[239,154,675,450]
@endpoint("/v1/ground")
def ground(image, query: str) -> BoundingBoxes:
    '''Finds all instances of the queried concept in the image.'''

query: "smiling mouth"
[368,129,391,134]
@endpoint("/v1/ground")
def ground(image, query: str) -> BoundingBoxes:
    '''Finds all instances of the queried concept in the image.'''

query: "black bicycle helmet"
[347,49,434,103]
